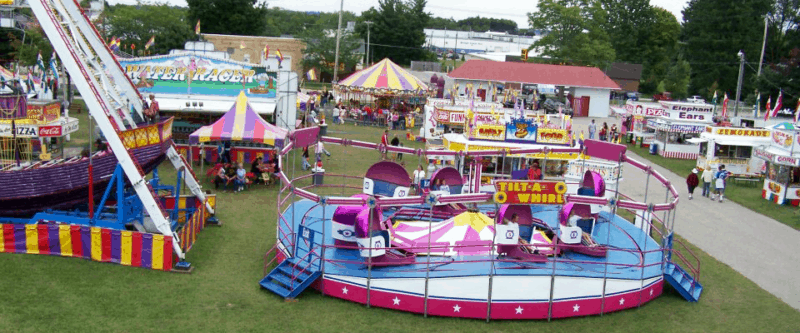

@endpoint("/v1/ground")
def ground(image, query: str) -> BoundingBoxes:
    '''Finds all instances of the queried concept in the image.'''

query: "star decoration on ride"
[619,298,625,305]
[453,304,461,312]
[319,197,328,206]
[426,193,438,205]
[515,306,523,314]
[608,198,617,206]
[367,196,377,208]
[573,304,580,312]
[342,287,349,294]
[392,297,401,305]
[650,289,654,297]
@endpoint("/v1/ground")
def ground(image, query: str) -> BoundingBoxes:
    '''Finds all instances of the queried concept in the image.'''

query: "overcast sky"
[108,0,690,28]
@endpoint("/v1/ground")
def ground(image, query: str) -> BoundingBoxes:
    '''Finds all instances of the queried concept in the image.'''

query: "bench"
[733,177,760,187]
[68,102,82,114]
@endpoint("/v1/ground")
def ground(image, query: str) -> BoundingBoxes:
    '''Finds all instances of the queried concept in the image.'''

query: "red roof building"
[449,60,621,90]
[447,60,621,117]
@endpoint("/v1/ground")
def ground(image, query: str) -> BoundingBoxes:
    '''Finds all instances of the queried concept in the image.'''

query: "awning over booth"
[188,91,288,147]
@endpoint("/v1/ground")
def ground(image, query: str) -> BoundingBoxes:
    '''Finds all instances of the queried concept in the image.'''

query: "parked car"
[686,95,705,104]
[542,99,573,116]
[625,92,639,101]
[653,92,672,101]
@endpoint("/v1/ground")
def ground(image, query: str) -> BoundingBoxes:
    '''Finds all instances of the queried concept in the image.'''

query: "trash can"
[312,171,325,185]
[319,124,328,136]
[626,133,633,143]
[649,143,658,155]
[635,136,643,148]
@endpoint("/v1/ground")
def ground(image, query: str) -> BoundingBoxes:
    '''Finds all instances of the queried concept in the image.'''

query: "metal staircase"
[26,0,212,258]
[260,225,322,299]
[663,233,703,302]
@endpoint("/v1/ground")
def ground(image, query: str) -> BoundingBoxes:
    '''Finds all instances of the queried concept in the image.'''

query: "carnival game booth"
[422,98,503,140]
[0,96,79,166]
[694,126,772,176]
[624,101,666,147]
[187,92,287,169]
[648,119,707,159]
[335,58,432,125]
[259,135,704,319]
[754,123,800,206]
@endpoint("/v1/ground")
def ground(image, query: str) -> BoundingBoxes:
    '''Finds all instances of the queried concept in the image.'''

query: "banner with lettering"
[505,118,538,143]
[119,55,277,98]
[494,180,568,205]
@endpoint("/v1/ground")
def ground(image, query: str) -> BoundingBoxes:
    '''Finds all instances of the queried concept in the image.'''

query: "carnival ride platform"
[275,199,665,319]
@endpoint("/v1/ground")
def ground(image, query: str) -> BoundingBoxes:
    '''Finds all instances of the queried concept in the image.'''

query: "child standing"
[701,165,713,198]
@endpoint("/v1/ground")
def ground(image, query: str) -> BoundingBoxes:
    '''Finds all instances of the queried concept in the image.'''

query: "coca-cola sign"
[39,126,62,137]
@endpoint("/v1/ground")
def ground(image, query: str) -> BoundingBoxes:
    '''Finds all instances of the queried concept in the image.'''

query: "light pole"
[734,50,745,117]
[333,0,344,83]
[364,21,373,66]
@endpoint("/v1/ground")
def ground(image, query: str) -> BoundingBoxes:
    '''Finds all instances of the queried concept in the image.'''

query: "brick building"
[201,33,305,78]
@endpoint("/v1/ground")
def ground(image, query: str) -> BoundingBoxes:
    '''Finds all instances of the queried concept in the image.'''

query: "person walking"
[713,165,730,202]
[701,165,713,198]
[390,135,400,161]
[686,168,699,200]
[381,129,389,160]
[600,123,608,141]
[301,146,311,170]
[588,119,597,140]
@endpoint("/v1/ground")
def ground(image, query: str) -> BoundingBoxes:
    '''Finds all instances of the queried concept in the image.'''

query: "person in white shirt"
[332,105,341,124]
[412,165,425,194]
[439,180,450,194]
[315,140,325,162]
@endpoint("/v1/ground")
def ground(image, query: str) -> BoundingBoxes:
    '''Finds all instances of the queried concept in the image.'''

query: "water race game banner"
[119,55,278,98]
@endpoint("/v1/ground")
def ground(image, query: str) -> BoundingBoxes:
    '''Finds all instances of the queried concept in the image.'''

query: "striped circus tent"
[189,91,287,148]
[337,58,429,93]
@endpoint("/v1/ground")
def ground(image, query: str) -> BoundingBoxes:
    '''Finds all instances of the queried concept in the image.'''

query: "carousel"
[334,58,432,126]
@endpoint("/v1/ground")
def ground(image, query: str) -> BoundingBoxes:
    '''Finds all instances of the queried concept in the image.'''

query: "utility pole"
[734,51,745,117]
[453,30,458,71]
[333,0,344,83]
[758,15,769,77]
[364,21,373,66]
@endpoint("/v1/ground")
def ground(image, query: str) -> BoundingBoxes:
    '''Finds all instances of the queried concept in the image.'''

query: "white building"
[424,29,540,56]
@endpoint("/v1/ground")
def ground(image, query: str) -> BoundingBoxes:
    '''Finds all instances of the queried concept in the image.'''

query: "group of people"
[301,139,330,171]
[686,164,730,202]
[213,155,281,192]
[587,119,623,142]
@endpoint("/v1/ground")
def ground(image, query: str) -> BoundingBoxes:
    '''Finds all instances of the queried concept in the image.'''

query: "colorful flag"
[720,93,729,119]
[306,69,316,81]
[263,44,269,60]
[195,20,201,35]
[36,52,46,74]
[764,97,772,121]
[240,40,246,49]
[712,91,718,104]
[276,49,284,65]
[771,90,783,118]
[49,52,59,81]
[145,36,155,50]
[794,99,800,123]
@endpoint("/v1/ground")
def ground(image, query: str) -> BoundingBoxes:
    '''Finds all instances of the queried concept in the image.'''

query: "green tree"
[528,0,616,67]
[681,0,773,97]
[187,0,268,36]
[9,27,54,66]
[357,0,431,65]
[599,0,654,64]
[105,2,193,56]
[638,7,681,94]
[300,29,363,80]
[765,0,800,65]
[662,56,692,100]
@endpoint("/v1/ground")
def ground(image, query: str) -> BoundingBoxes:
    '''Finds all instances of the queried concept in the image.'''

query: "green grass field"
[626,144,800,230]
[0,123,797,332]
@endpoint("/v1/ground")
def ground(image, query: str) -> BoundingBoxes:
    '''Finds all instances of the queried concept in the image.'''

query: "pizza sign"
[493,180,567,205]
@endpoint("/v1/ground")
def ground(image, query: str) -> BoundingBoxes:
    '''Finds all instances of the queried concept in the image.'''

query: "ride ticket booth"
[0,97,79,168]
[754,123,800,206]
[694,126,771,176]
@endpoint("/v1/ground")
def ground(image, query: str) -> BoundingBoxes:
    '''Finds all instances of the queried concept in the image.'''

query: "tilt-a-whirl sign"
[493,180,567,205]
